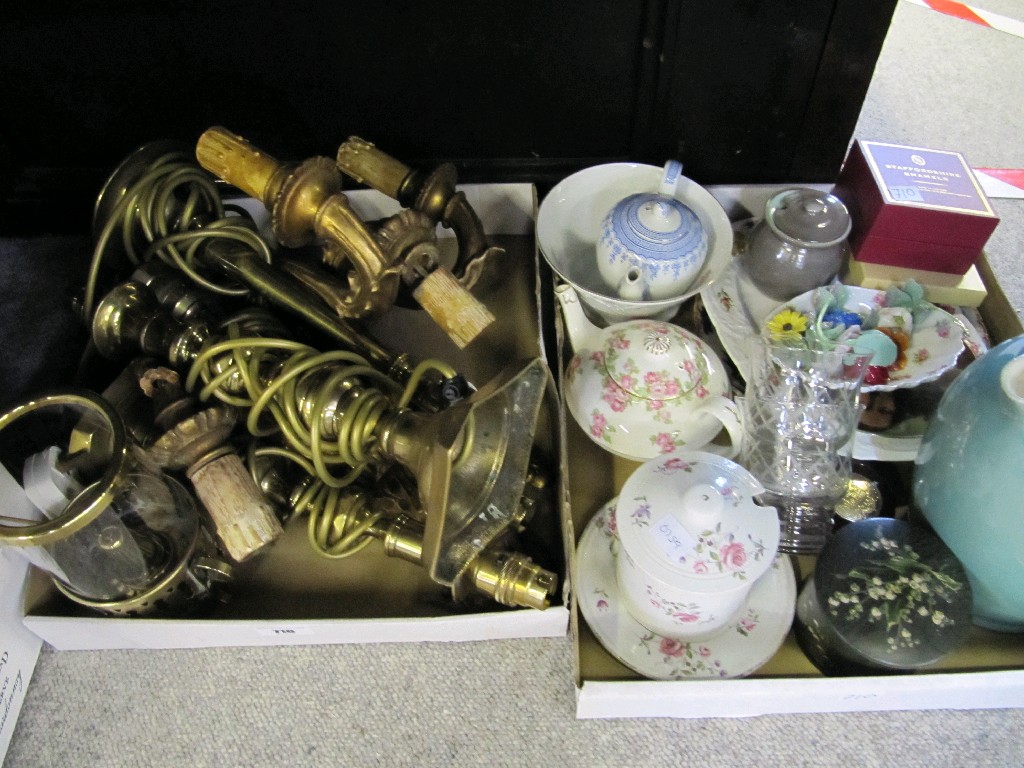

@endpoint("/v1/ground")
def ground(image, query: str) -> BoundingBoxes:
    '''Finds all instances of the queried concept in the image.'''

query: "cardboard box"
[833,140,1000,275]
[566,184,1024,719]
[0,183,570,755]
[843,255,988,308]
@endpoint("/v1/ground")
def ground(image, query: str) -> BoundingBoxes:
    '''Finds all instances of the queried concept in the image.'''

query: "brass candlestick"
[144,369,283,563]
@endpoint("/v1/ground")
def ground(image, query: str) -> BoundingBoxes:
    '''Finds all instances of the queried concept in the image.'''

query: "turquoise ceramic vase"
[913,334,1024,632]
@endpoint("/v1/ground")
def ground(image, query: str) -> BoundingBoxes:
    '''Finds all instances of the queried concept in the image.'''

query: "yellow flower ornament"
[766,309,809,342]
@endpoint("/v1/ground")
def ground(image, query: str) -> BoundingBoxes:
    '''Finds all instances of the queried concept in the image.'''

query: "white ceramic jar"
[613,453,781,640]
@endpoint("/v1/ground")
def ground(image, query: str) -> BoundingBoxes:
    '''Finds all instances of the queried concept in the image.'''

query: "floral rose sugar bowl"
[614,452,782,641]
[794,518,972,676]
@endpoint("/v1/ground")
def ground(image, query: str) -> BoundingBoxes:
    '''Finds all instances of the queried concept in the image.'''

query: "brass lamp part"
[92,281,209,364]
[91,276,399,386]
[262,460,556,610]
[377,358,551,592]
[146,381,283,563]
[377,515,555,610]
[336,137,499,289]
[131,261,225,325]
[0,391,130,548]
[195,126,402,316]
[199,239,399,373]
[91,277,555,608]
[53,520,233,617]
[0,390,234,616]
[196,126,494,348]
[90,277,458,424]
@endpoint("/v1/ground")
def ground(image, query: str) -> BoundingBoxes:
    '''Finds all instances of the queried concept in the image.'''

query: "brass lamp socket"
[466,549,557,611]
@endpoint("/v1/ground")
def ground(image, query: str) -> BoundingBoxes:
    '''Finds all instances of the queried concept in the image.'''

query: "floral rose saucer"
[577,498,796,680]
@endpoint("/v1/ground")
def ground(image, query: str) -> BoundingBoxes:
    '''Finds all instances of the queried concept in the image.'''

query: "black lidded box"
[0,1,896,405]
[1,0,896,233]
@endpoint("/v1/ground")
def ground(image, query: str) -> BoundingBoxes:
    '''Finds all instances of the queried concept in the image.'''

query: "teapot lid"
[764,188,851,248]
[616,452,779,589]
[600,321,709,401]
[605,193,706,262]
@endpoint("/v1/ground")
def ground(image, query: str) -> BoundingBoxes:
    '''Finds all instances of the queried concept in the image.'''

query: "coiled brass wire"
[84,148,273,321]
[249,445,385,559]
[185,332,397,488]
[186,321,466,558]
[86,147,471,561]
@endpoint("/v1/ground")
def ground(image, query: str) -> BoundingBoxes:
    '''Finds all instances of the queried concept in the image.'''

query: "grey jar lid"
[764,188,852,248]
[808,518,972,672]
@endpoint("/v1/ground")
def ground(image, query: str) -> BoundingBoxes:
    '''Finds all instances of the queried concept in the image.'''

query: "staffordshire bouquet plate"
[577,498,796,680]
[765,285,966,393]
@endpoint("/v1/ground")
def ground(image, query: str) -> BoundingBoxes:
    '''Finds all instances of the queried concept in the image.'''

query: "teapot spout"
[616,267,648,301]
[554,284,602,352]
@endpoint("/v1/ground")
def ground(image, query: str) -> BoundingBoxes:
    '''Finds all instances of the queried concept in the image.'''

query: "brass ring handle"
[0,389,130,547]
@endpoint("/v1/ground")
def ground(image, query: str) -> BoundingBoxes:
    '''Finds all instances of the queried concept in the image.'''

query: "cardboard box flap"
[0,552,43,760]
[576,669,1024,719]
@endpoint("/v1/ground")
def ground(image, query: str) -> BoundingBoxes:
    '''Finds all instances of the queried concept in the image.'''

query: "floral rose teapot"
[557,284,743,461]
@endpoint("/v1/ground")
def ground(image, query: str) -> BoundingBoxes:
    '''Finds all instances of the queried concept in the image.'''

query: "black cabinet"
[0,0,896,233]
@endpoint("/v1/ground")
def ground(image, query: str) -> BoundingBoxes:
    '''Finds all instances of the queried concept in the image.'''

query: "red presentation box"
[833,140,999,275]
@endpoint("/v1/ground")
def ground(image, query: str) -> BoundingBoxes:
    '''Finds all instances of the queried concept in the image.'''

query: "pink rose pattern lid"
[617,454,780,585]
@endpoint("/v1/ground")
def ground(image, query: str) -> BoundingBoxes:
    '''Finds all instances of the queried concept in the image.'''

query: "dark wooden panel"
[789,0,898,179]
[0,2,648,166]
[652,0,896,183]
[0,0,895,233]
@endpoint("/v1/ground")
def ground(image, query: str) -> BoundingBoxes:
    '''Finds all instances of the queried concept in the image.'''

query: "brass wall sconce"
[195,126,495,349]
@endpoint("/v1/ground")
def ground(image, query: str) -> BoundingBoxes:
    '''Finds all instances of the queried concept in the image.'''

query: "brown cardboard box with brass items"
[1,133,570,655]
[551,179,1024,718]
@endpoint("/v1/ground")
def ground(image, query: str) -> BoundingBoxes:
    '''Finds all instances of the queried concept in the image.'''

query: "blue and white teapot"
[596,160,708,301]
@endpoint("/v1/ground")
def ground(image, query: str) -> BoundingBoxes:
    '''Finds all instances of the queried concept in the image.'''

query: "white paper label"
[0,551,43,761]
[255,626,316,638]
[653,514,698,561]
